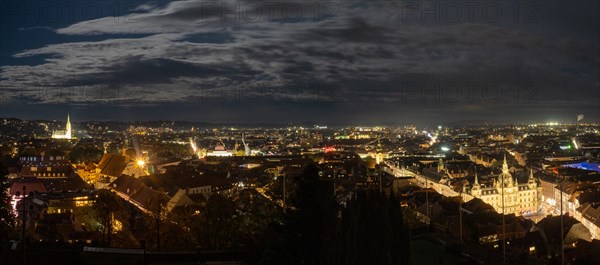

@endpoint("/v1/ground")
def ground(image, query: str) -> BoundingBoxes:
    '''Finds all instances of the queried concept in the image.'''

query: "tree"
[93,189,129,247]
[334,190,411,265]
[0,157,16,258]
[181,194,241,250]
[68,145,103,164]
[261,164,338,265]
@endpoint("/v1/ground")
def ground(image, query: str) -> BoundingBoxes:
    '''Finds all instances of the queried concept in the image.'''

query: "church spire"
[528,167,537,187]
[472,168,481,192]
[529,167,534,180]
[66,112,72,139]
[502,153,509,173]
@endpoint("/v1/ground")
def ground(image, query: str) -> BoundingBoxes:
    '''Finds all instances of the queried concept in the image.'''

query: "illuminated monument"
[206,139,233,157]
[468,155,541,215]
[51,113,72,139]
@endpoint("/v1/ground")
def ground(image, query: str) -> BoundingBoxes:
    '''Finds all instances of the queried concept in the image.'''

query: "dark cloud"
[65,56,260,86]
[0,0,598,123]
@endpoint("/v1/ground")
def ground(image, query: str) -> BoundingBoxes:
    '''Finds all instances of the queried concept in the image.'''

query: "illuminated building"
[51,113,72,139]
[206,140,233,157]
[242,133,251,156]
[468,155,541,215]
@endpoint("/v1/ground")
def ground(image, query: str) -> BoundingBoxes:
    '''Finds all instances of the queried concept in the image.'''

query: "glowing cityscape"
[1,1,599,265]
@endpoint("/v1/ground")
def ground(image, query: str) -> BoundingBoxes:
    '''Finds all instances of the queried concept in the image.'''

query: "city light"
[3,117,600,263]
[1,0,597,260]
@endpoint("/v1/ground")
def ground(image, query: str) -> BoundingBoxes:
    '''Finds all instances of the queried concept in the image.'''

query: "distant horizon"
[2,115,597,127]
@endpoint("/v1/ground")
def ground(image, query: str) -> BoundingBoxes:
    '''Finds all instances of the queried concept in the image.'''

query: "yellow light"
[112,218,122,232]
[137,160,145,166]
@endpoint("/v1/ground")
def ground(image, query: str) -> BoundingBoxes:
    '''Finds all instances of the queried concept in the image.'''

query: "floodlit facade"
[469,156,541,216]
[51,113,72,139]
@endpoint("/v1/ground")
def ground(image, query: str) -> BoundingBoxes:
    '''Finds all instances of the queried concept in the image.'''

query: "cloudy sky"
[0,0,598,124]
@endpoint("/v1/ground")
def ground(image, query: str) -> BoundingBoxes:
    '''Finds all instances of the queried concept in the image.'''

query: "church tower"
[497,154,514,188]
[497,153,518,214]
[471,172,481,197]
[65,113,72,139]
[51,112,73,139]
[527,168,537,189]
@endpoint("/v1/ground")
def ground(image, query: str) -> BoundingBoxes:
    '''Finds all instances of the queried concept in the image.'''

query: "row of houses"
[407,188,597,263]
[108,168,236,213]
[541,177,600,239]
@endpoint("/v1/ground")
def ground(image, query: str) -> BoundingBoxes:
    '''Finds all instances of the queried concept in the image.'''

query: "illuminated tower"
[527,168,537,189]
[51,112,73,139]
[242,133,250,156]
[496,154,513,187]
[496,154,518,215]
[471,172,481,197]
[65,113,72,139]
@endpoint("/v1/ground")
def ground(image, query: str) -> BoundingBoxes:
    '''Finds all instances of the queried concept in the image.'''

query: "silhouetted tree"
[334,190,411,265]
[68,145,103,163]
[261,164,338,265]
[93,189,129,247]
[0,157,16,258]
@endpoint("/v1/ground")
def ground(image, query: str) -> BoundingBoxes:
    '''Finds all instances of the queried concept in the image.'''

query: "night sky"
[0,1,598,124]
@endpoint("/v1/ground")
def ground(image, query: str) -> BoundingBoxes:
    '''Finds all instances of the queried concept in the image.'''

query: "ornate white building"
[51,113,72,139]
[468,155,541,215]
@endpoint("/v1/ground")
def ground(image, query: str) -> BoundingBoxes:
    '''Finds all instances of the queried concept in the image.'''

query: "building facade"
[469,156,541,215]
[51,113,72,139]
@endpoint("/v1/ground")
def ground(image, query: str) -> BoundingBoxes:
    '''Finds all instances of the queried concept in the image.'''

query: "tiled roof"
[110,175,143,196]
[39,175,91,191]
[9,177,47,195]
[580,203,600,227]
[130,186,168,211]
[98,154,127,177]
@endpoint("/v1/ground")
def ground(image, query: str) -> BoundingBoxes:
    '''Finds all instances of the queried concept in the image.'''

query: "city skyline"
[2,108,600,264]
[2,113,596,128]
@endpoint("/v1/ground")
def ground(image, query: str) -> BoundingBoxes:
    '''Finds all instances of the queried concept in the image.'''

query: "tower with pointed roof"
[51,113,73,139]
[471,171,481,197]
[65,113,72,139]
[467,151,540,216]
[527,167,537,189]
[497,154,514,188]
